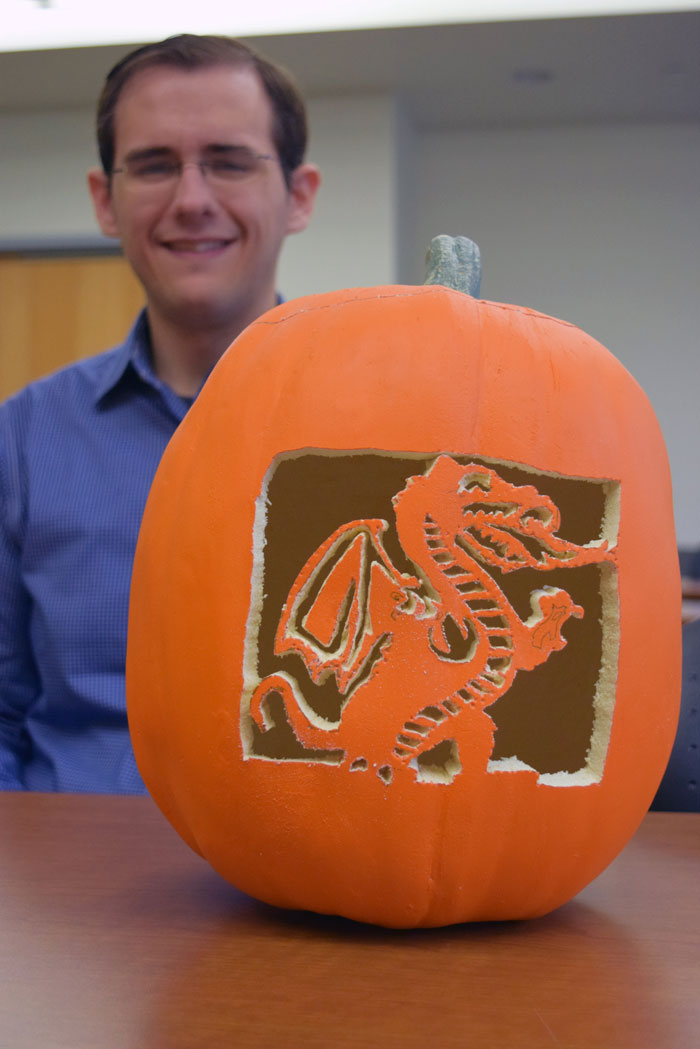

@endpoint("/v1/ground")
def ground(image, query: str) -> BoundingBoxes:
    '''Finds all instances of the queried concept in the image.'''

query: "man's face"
[89,64,318,335]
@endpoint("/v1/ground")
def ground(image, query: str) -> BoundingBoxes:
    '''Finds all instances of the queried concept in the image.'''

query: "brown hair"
[96,34,308,186]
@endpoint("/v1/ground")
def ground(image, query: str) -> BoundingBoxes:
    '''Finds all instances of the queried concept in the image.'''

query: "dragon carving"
[246,455,616,784]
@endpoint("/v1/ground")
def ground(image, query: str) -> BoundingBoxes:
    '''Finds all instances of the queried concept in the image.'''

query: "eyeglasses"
[111,147,276,192]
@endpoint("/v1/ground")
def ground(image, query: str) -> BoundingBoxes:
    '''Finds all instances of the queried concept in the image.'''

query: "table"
[681,576,700,623]
[1,795,698,1049]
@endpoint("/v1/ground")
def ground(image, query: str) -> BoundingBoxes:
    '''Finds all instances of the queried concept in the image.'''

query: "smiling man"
[0,36,320,792]
[90,38,319,396]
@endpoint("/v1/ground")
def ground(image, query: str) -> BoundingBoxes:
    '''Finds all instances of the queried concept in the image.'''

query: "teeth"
[167,241,227,252]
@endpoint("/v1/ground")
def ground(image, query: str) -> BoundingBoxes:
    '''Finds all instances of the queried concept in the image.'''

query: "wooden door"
[0,254,145,400]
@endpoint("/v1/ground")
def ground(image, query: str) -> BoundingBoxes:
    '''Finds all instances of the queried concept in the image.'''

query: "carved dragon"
[246,455,616,784]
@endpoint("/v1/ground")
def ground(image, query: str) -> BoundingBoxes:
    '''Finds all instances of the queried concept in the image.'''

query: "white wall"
[414,121,700,545]
[1,104,699,545]
[0,110,99,237]
[278,95,399,298]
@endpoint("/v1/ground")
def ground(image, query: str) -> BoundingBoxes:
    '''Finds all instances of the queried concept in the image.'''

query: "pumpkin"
[126,236,680,928]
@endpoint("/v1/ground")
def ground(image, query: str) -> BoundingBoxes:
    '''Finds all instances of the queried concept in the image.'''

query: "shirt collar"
[93,294,284,407]
[94,310,157,406]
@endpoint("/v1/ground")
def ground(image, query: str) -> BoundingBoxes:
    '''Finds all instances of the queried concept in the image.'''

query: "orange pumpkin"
[126,237,680,927]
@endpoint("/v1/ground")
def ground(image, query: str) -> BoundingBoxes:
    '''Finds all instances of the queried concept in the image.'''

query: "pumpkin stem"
[423,235,481,297]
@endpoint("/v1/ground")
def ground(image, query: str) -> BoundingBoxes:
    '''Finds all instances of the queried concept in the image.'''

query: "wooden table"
[1,795,698,1049]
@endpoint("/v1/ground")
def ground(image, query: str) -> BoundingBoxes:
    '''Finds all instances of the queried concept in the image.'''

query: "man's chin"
[160,294,256,336]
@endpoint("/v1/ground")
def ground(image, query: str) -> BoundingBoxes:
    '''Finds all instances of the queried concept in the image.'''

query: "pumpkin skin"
[126,275,680,928]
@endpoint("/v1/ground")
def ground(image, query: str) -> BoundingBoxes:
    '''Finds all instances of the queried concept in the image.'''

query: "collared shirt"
[0,311,192,793]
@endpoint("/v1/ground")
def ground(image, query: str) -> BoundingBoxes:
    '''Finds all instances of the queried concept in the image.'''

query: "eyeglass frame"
[110,146,278,192]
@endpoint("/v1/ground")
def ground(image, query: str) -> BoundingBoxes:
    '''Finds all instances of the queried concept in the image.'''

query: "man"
[0,35,320,792]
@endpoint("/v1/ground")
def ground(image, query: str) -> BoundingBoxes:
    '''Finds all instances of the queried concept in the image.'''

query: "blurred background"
[1,2,699,550]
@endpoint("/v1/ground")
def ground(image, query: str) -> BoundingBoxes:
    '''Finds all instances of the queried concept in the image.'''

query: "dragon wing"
[275,520,418,696]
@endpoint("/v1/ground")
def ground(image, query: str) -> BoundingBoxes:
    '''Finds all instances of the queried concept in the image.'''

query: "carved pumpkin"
[127,237,680,927]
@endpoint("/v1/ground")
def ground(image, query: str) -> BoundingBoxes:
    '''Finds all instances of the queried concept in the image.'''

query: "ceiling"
[1,11,699,129]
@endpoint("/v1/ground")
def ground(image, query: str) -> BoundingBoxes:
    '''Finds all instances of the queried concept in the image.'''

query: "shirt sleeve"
[0,401,37,789]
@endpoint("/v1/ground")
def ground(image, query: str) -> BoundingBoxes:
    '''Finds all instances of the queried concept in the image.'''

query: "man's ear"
[286,163,321,235]
[87,167,120,239]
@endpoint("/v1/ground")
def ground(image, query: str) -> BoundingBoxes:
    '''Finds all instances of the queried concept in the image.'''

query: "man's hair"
[96,34,308,186]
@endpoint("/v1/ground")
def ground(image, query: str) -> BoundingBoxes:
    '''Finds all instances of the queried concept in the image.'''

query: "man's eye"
[133,161,177,180]
[210,158,252,176]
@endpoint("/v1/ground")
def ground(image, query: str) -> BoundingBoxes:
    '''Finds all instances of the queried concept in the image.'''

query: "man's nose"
[169,163,217,211]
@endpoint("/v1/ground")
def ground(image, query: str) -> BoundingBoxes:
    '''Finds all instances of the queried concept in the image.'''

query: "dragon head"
[395,455,613,574]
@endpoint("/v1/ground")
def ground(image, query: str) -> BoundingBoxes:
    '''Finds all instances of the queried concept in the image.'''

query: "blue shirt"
[0,311,191,793]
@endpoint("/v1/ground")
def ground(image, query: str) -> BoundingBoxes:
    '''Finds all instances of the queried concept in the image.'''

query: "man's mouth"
[162,239,233,254]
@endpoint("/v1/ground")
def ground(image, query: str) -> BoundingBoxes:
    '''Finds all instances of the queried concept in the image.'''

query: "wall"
[1,103,698,544]
[278,95,399,297]
[414,121,700,545]
[0,109,98,238]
